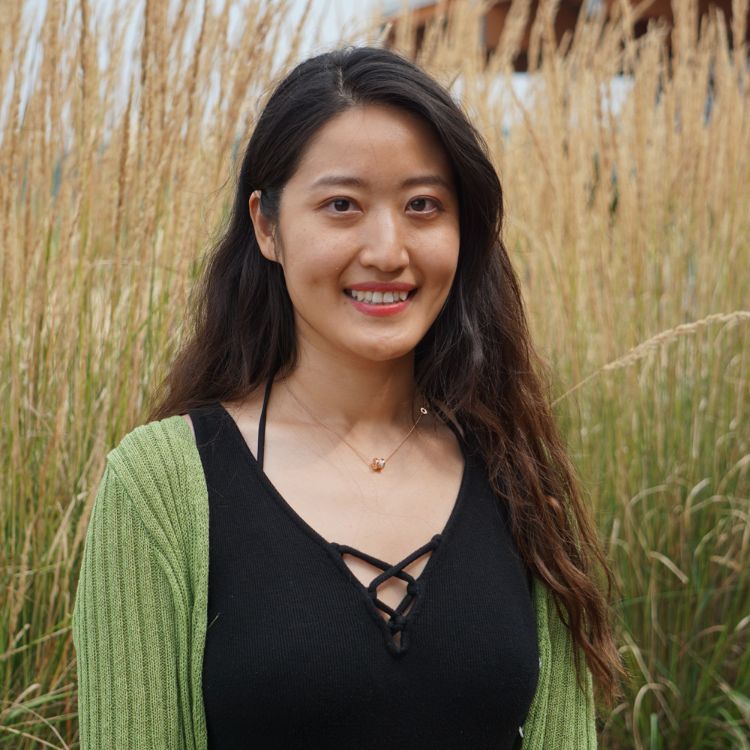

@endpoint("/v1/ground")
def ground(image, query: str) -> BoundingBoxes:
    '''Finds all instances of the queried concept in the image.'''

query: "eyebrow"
[309,174,453,191]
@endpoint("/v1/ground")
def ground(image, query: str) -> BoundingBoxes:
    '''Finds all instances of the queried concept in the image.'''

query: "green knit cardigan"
[71,416,598,749]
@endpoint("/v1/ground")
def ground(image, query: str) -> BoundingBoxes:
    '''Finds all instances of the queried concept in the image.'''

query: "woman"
[72,46,623,749]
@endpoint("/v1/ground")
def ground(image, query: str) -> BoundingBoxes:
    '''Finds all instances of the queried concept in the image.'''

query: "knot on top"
[387,613,407,633]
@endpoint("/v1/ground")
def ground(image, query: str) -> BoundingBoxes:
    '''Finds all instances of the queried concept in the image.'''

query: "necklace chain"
[282,381,428,472]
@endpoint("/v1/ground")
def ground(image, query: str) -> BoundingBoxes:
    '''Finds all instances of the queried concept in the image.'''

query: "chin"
[347,340,418,363]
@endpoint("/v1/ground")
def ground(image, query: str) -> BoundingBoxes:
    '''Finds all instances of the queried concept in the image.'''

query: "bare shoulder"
[220,386,268,431]
[179,389,265,445]
[385,407,464,475]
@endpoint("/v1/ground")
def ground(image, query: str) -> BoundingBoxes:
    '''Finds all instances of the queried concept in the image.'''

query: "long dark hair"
[149,45,624,706]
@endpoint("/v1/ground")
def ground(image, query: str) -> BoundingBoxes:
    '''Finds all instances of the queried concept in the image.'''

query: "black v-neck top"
[193,375,539,749]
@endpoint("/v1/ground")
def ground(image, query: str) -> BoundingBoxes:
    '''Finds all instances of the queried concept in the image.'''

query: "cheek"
[281,230,347,289]
[423,226,461,281]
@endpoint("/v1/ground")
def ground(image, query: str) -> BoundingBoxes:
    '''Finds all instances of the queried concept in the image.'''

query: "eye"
[408,197,440,213]
[325,198,357,213]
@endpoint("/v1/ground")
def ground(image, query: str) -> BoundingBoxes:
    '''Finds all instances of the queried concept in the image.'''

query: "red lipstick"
[343,285,417,317]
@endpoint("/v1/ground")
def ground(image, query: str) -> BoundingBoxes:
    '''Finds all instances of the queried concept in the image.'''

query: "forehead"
[287,104,454,187]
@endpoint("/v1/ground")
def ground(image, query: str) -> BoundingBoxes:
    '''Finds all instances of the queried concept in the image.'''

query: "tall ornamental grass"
[1,0,748,747]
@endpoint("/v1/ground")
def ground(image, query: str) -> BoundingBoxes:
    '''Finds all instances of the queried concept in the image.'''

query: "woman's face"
[250,103,460,364]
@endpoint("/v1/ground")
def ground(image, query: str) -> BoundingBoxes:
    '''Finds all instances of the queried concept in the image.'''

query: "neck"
[276,351,422,435]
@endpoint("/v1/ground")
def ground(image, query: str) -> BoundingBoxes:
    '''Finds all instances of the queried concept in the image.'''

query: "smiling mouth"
[343,289,418,304]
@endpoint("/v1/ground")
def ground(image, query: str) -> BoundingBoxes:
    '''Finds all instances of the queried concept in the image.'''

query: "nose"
[358,207,409,272]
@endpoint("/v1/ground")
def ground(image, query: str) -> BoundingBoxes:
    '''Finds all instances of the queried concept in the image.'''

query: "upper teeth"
[347,289,409,303]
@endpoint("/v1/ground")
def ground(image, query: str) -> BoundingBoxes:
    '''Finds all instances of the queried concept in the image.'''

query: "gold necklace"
[282,381,428,472]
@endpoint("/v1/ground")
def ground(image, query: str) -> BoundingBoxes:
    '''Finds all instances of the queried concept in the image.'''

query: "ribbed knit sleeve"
[522,578,598,748]
[71,418,209,750]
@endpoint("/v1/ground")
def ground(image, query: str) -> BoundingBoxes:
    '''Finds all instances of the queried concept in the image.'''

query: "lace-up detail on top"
[330,534,442,655]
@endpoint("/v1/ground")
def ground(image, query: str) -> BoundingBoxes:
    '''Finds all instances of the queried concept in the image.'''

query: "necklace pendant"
[370,457,386,472]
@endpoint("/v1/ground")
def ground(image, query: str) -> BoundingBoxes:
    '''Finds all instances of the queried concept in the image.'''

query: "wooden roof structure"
[382,0,748,71]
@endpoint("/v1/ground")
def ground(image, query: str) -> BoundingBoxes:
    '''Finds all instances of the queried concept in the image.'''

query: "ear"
[249,190,279,263]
